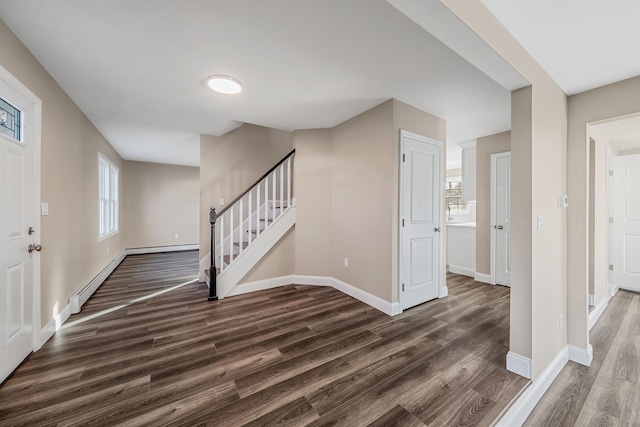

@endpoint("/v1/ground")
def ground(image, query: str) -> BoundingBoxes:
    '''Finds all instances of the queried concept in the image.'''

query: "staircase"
[204,150,295,300]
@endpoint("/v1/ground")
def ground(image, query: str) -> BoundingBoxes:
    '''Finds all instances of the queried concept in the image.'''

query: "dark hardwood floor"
[0,252,528,426]
[525,289,640,426]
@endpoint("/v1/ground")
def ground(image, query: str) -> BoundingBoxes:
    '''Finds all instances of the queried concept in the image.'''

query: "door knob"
[496,225,504,230]
[434,227,441,232]
[27,244,42,253]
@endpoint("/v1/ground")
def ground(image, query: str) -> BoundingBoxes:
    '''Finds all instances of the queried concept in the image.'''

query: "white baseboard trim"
[227,275,295,297]
[497,347,569,427]
[589,297,608,331]
[609,283,620,297]
[448,265,475,277]
[230,274,401,316]
[330,277,402,316]
[474,272,492,284]
[126,244,198,255]
[588,294,595,307]
[40,303,71,347]
[439,284,449,298]
[569,344,594,366]
[69,250,127,314]
[506,351,532,379]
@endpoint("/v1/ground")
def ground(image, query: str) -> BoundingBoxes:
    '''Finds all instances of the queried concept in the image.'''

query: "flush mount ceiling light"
[207,75,242,95]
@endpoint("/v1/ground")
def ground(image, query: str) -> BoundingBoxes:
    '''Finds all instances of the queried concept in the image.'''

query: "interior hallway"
[0,253,525,426]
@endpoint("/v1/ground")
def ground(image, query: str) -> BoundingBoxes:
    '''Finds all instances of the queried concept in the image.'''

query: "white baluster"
[256,181,261,240]
[239,197,244,254]
[220,215,224,272]
[287,157,291,208]
[272,170,276,223]
[263,176,269,235]
[280,164,284,218]
[248,188,253,246]
[229,205,234,263]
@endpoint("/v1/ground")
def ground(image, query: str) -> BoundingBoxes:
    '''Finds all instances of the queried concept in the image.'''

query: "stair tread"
[233,241,250,248]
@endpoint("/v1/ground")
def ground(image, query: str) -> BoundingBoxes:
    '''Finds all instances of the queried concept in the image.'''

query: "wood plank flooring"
[0,252,528,426]
[525,289,640,426]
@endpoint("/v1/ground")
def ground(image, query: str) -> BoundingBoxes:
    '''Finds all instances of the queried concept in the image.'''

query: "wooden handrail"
[215,149,295,219]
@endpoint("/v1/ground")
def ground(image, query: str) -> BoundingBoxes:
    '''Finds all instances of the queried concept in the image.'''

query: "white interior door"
[493,152,511,287]
[0,73,37,384]
[612,154,640,292]
[400,131,442,310]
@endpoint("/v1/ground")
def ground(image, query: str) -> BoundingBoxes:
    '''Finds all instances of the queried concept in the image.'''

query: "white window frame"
[98,153,119,241]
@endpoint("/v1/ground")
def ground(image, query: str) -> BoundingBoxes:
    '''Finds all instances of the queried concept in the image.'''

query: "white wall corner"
[506,351,532,379]
[589,297,608,331]
[474,272,492,284]
[39,303,71,348]
[568,344,594,366]
[497,347,569,427]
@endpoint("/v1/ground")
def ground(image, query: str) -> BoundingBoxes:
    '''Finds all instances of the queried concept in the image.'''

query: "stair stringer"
[216,205,295,298]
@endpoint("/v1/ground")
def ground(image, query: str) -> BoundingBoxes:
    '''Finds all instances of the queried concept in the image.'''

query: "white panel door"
[0,77,36,384]
[494,153,511,286]
[613,154,640,292]
[400,132,441,310]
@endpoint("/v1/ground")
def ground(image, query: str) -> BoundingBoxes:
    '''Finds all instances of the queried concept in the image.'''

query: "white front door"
[612,154,640,292]
[0,72,38,384]
[400,131,442,310]
[493,152,511,287]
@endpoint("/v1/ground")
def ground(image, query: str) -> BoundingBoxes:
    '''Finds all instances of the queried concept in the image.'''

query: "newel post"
[208,207,218,301]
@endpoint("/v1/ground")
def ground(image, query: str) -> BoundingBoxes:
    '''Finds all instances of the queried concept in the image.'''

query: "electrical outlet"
[106,247,110,255]
[344,258,349,268]
[537,214,544,231]
[174,234,179,240]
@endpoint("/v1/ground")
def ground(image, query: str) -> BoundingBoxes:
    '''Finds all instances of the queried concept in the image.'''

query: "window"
[0,96,22,142]
[98,153,118,240]
[446,179,468,214]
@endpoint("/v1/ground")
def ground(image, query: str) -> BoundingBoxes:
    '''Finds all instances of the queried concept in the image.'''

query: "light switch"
[41,203,49,216]
[537,214,544,231]
[219,198,225,206]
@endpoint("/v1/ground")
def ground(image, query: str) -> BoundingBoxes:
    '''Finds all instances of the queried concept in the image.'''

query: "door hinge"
[609,264,614,271]
[609,170,614,176]
[402,218,405,227]
[609,217,614,224]
[402,153,405,162]
[402,283,405,292]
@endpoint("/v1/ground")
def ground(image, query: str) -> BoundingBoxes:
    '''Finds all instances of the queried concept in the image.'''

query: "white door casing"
[612,154,640,292]
[491,152,511,287]
[400,130,443,310]
[0,66,41,384]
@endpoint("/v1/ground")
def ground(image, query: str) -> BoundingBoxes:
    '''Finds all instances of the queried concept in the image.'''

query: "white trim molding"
[448,265,475,277]
[506,351,532,379]
[588,294,595,307]
[40,303,71,347]
[234,274,402,317]
[126,244,198,255]
[474,272,492,284]
[589,297,608,331]
[497,347,569,427]
[69,250,127,314]
[569,344,594,366]
[227,275,295,297]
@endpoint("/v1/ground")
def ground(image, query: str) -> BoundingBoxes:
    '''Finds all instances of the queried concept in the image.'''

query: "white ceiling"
[0,0,526,167]
[592,115,640,152]
[480,0,640,96]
